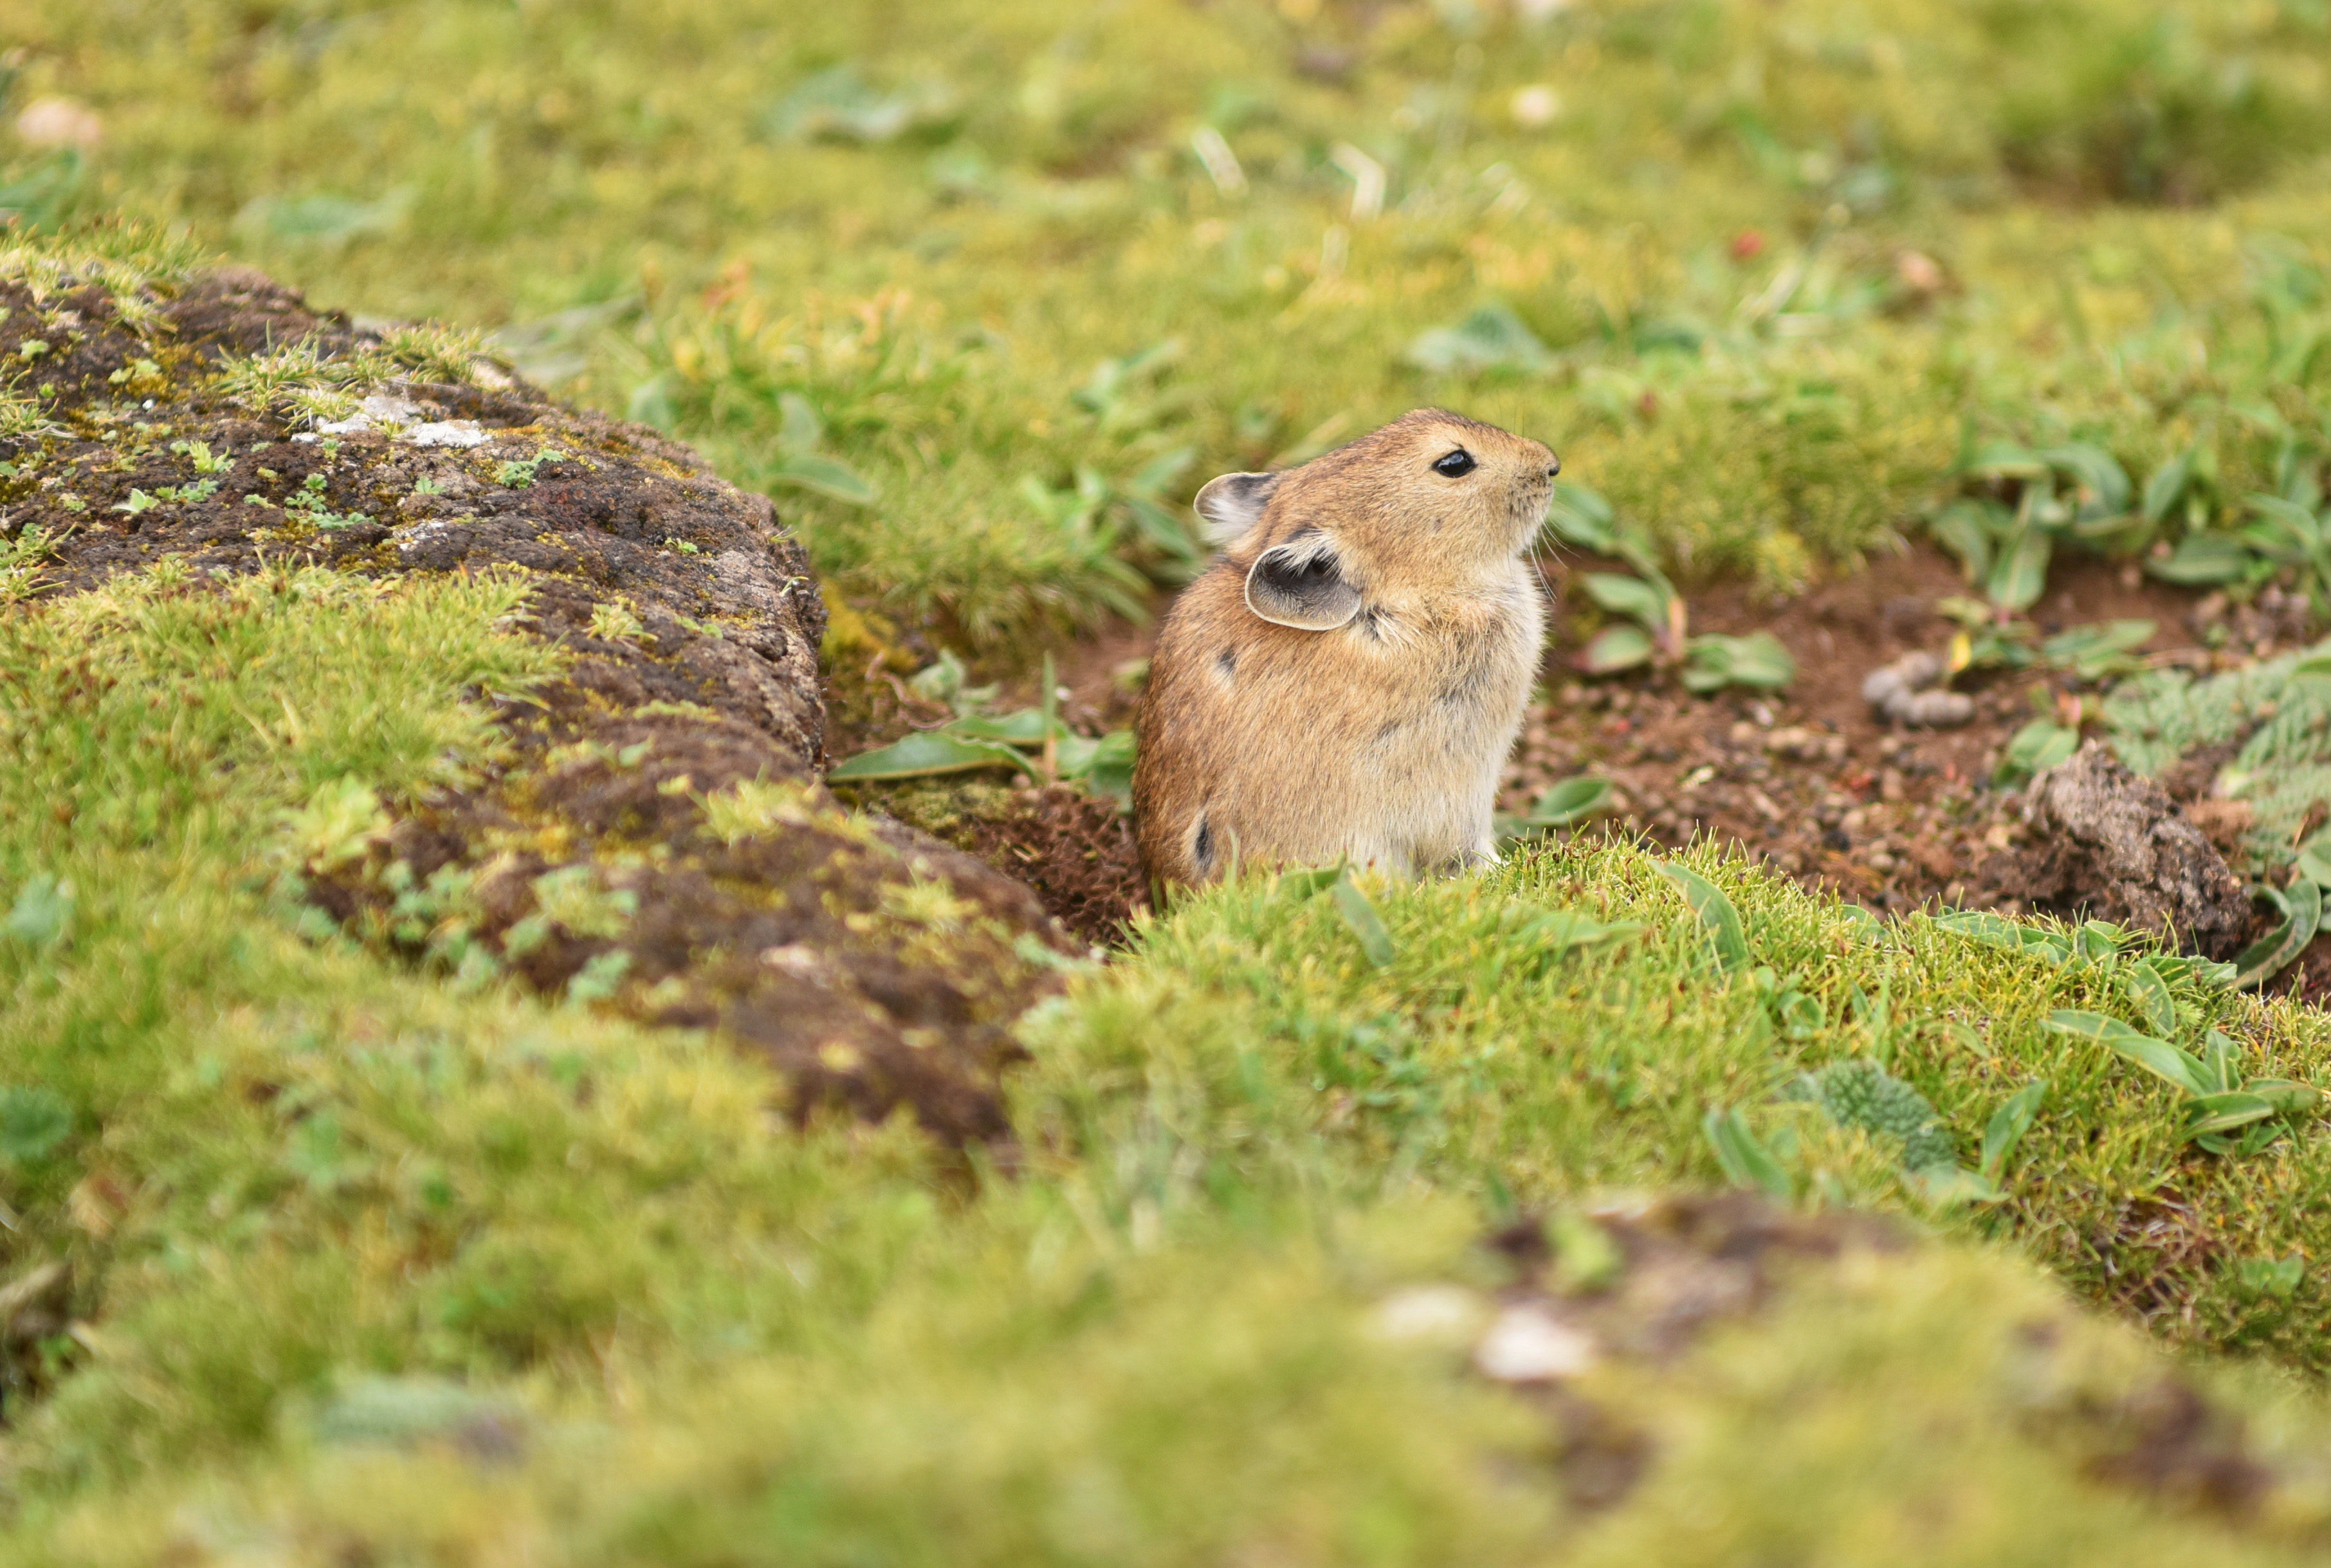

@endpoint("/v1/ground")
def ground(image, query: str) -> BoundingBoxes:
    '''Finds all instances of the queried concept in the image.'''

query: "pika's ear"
[1193,471,1280,545]
[1244,533,1360,631]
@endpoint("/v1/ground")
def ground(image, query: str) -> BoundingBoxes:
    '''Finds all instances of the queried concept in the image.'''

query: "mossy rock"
[3,234,1074,1147]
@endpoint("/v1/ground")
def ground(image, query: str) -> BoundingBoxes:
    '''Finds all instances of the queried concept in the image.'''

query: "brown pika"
[1133,408,1557,888]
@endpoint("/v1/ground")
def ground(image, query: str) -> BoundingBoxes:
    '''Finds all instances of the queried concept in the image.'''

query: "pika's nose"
[1546,455,1561,477]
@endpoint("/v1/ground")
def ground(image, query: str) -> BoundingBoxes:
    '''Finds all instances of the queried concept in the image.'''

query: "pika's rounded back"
[1134,410,1557,888]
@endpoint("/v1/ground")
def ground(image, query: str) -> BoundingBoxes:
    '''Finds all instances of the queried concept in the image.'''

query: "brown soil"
[8,261,1075,1147]
[1503,544,2310,945]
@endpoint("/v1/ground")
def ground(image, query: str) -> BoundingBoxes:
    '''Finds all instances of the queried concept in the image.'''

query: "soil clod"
[2007,742,2253,958]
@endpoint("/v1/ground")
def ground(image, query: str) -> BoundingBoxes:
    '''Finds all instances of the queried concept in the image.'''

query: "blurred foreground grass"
[14,0,2331,635]
[6,556,2331,1558]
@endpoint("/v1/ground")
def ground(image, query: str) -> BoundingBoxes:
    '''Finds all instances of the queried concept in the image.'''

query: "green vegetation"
[15,0,2331,1554]
[13,570,2331,1554]
[10,0,2330,639]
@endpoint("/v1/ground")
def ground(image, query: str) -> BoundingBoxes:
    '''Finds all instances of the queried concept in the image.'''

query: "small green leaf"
[3,874,73,949]
[827,730,1033,781]
[1579,624,1654,673]
[1512,909,1645,956]
[2235,1255,2305,1299]
[1993,719,2078,785]
[1658,862,1750,972]
[1703,1108,1793,1200]
[2239,1077,2323,1115]
[1980,1080,2049,1180]
[948,709,1054,744]
[1328,875,1394,967]
[2044,1010,2211,1097]
[1580,572,1673,628]
[0,1086,72,1163]
[1526,776,1612,828]
[1986,526,2053,613]
[1928,498,1999,586]
[1075,729,1137,801]
[2125,962,2178,1037]
[1931,909,2069,965]
[2142,448,2196,525]
[771,453,877,506]
[564,949,632,1007]
[2146,532,2252,586]
[1277,864,1348,901]
[2185,1091,2279,1138]
[2233,881,2319,989]
[1682,631,1796,693]
[1544,483,1618,553]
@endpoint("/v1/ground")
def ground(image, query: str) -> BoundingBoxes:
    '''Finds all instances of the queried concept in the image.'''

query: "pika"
[1133,408,1557,888]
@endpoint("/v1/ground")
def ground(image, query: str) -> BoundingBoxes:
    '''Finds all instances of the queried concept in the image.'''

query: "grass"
[12,0,2331,1554]
[12,0,2331,635]
[10,562,2331,1556]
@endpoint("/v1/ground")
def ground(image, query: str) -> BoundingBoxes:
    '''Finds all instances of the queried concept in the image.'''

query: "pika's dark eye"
[1432,448,1476,477]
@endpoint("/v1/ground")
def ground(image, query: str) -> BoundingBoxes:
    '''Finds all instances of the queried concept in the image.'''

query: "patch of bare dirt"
[1504,544,2290,942]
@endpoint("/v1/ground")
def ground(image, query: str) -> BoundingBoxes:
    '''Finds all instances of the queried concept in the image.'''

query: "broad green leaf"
[1329,875,1394,967]
[1580,624,1654,673]
[1703,1108,1793,1200]
[1277,864,1346,900]
[1980,1080,2049,1180]
[1993,718,2077,785]
[2040,443,2132,520]
[1581,572,1673,627]
[1526,776,1612,828]
[2143,952,2239,991]
[2044,1010,2210,1097]
[2296,847,2331,888]
[948,709,1054,743]
[1932,909,2070,965]
[2197,1029,2239,1097]
[1545,482,1617,553]
[2039,619,2155,680]
[1986,526,2053,613]
[2146,532,2251,586]
[2141,448,2195,525]
[2242,493,2323,561]
[2240,1077,2323,1115]
[2185,1091,2279,1137]
[1659,862,1750,972]
[2125,963,2178,1037]
[2234,880,2319,989]
[1078,729,1137,801]
[0,1086,71,1163]
[1965,441,2047,479]
[776,390,824,456]
[827,729,1032,781]
[1402,302,1553,376]
[1682,632,1796,693]
[1928,499,1998,586]
[771,453,877,506]
[2236,1255,2307,1298]
[1512,909,1645,955]
[3,873,73,948]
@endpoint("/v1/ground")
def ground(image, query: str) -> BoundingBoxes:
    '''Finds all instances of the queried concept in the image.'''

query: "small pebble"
[1474,1304,1598,1383]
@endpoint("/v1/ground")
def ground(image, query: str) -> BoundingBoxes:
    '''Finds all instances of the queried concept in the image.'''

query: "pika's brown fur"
[1134,409,1556,887]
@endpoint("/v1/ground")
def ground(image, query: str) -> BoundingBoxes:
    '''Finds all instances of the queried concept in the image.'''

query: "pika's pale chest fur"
[1134,409,1557,887]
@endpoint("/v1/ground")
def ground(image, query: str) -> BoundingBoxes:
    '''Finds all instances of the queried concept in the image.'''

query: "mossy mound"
[3,233,1074,1146]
